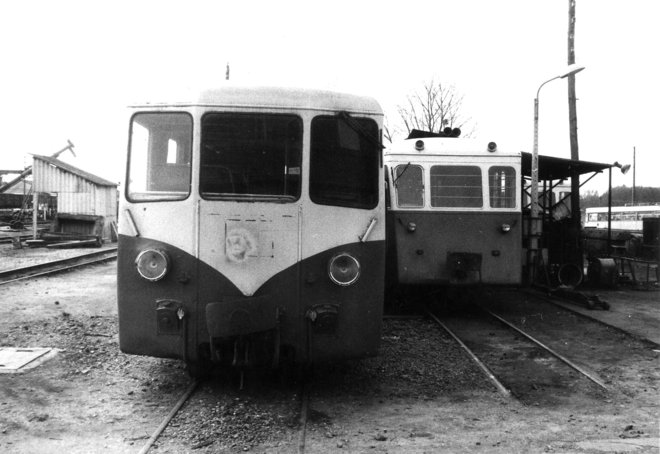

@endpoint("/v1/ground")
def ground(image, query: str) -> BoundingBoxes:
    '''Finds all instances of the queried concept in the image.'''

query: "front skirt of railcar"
[386,210,522,286]
[117,235,384,374]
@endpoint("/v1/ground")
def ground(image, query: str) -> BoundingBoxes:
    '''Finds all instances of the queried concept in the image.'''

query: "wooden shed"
[31,154,118,242]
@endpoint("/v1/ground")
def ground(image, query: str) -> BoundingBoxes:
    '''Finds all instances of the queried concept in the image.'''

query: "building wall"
[32,158,118,241]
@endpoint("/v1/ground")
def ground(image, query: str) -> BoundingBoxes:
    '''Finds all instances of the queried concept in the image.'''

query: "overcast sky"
[1,0,657,194]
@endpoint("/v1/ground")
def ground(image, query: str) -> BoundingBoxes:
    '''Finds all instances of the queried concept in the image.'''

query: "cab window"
[430,165,483,208]
[488,166,516,208]
[309,115,380,209]
[200,113,302,200]
[394,164,424,208]
[127,112,193,202]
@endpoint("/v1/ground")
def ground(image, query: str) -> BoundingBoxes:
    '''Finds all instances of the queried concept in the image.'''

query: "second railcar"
[385,131,522,290]
[117,86,385,374]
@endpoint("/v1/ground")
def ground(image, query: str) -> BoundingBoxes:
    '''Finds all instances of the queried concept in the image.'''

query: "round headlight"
[328,253,361,286]
[501,223,512,233]
[135,249,170,282]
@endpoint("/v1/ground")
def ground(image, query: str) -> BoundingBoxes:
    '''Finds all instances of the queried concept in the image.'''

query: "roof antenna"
[226,63,230,80]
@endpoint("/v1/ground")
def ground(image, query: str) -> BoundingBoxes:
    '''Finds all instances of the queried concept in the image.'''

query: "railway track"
[427,299,609,404]
[136,372,311,453]
[0,247,117,285]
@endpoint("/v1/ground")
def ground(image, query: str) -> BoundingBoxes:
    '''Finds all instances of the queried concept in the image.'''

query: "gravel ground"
[0,258,658,453]
[310,318,492,398]
[154,317,494,453]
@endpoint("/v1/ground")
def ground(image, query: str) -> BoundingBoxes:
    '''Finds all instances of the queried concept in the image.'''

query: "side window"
[488,166,516,208]
[127,112,193,202]
[430,165,483,208]
[394,164,424,208]
[309,115,380,209]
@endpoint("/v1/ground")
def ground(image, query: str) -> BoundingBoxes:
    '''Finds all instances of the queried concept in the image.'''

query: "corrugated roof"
[32,155,117,187]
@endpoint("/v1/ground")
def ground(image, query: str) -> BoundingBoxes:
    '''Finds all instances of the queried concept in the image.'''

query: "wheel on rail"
[185,344,214,379]
[185,360,213,379]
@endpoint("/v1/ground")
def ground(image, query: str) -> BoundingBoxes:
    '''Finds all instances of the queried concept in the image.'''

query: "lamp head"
[560,64,586,78]
[613,161,631,175]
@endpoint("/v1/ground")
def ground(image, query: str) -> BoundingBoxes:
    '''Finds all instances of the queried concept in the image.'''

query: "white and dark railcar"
[385,130,522,295]
[117,86,385,374]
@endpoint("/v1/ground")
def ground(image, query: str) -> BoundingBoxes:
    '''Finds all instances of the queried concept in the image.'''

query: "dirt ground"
[0,253,658,453]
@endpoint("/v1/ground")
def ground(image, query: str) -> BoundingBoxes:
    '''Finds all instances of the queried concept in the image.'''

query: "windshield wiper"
[392,162,411,187]
[337,111,384,150]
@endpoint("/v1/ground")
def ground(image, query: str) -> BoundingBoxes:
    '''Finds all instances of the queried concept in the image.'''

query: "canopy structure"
[521,152,612,181]
[519,152,619,287]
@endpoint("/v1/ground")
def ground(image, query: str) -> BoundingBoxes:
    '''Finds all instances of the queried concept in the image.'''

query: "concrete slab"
[574,437,660,452]
[549,288,660,346]
[0,347,56,373]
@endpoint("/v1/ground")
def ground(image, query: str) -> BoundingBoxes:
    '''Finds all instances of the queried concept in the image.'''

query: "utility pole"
[632,146,636,205]
[567,0,583,267]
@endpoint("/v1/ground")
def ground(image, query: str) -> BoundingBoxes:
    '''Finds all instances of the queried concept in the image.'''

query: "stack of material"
[26,231,102,249]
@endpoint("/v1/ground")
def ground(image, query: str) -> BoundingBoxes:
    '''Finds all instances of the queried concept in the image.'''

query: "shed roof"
[521,152,612,181]
[32,155,117,187]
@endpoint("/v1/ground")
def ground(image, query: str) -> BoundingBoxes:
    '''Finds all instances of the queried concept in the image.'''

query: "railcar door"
[196,112,303,353]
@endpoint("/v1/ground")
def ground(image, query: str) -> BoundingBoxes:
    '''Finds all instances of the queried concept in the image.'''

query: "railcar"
[584,205,660,233]
[117,86,385,375]
[384,130,522,298]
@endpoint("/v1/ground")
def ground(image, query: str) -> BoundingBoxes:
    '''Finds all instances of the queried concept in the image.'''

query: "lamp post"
[528,64,585,285]
[607,161,631,254]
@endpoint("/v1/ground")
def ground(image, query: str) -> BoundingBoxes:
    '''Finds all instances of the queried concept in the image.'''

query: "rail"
[427,301,610,401]
[0,247,117,285]
[483,308,608,390]
[426,310,511,397]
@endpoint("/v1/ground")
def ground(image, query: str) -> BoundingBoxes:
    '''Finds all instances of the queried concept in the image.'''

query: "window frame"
[393,164,425,208]
[309,115,380,210]
[126,111,194,203]
[199,112,304,203]
[429,164,484,209]
[488,165,517,209]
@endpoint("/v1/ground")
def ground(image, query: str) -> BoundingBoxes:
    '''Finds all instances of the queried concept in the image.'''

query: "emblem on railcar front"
[225,228,257,263]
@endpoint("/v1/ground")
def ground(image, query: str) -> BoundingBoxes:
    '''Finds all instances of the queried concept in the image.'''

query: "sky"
[1,0,657,195]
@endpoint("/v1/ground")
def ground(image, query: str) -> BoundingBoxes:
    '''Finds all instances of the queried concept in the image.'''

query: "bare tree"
[383,116,396,144]
[390,80,474,141]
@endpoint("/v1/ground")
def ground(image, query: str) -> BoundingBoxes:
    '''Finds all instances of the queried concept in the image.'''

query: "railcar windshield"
[488,166,516,208]
[127,112,193,202]
[309,115,380,209]
[200,113,302,200]
[430,165,483,208]
[394,164,424,207]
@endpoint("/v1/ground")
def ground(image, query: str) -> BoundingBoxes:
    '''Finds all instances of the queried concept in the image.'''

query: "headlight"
[501,223,512,233]
[135,249,170,282]
[328,253,361,286]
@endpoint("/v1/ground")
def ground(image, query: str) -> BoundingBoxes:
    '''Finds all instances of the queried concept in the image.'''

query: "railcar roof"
[586,205,660,212]
[129,85,383,115]
[385,137,520,157]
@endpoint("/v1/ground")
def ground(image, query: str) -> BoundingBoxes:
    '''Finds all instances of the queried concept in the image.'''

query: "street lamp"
[528,64,586,284]
[607,161,631,254]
